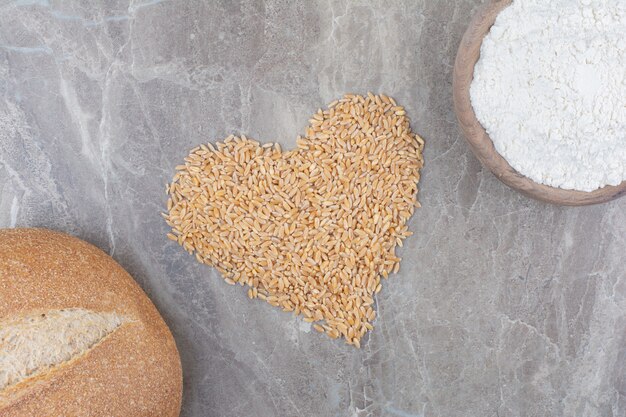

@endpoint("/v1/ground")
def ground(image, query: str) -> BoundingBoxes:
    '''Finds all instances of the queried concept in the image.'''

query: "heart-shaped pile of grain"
[164,93,424,347]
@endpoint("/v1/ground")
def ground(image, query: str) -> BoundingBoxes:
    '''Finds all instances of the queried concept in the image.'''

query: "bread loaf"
[0,228,182,416]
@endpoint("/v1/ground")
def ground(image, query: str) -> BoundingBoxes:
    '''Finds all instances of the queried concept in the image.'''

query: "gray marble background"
[1,1,625,416]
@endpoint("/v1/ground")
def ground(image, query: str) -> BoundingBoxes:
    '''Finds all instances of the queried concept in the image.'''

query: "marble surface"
[0,0,625,416]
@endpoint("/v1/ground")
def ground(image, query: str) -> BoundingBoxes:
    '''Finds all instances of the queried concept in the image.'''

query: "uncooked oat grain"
[164,93,424,347]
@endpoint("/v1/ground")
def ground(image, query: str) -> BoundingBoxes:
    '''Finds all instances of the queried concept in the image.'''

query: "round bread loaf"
[0,228,182,416]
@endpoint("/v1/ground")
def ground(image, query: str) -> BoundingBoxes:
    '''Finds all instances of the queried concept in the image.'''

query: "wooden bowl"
[452,0,626,206]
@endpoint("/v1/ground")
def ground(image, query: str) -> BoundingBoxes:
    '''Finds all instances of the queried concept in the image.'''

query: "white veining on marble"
[0,44,52,54]
[9,195,19,227]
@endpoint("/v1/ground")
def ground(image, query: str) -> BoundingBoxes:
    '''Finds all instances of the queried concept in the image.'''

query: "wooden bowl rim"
[452,0,626,206]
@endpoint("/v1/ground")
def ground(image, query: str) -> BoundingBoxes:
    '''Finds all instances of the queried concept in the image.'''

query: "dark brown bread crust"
[0,228,182,417]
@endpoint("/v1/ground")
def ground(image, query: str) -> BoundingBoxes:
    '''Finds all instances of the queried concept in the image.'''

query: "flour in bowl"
[470,0,626,192]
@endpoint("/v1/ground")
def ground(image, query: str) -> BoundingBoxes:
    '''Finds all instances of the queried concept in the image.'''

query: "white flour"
[470,0,626,191]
